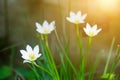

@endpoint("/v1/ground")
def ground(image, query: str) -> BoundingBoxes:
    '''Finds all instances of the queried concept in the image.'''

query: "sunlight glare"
[97,0,119,13]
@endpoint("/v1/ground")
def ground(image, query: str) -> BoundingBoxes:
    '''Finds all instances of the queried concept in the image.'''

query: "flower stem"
[45,35,48,47]
[32,62,53,77]
[40,34,44,40]
[85,37,92,59]
[46,45,60,80]
[103,38,115,75]
[54,29,77,76]
[75,24,82,58]
[31,63,40,80]
[44,35,60,80]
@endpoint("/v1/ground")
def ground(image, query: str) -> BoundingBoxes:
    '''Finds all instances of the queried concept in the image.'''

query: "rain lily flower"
[66,11,87,24]
[83,23,102,37]
[20,45,42,63]
[35,20,55,34]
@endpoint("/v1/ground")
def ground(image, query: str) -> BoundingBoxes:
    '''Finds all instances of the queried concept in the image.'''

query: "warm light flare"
[97,0,119,12]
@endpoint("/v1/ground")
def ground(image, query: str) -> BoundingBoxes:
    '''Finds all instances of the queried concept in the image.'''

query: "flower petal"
[66,17,75,23]
[34,45,39,54]
[97,28,102,33]
[84,23,102,37]
[35,22,42,29]
[22,53,29,60]
[92,24,97,31]
[70,11,75,17]
[23,60,31,63]
[26,45,33,53]
[20,50,27,55]
[77,11,82,17]
[34,53,42,60]
[49,21,55,31]
[43,20,49,28]
[81,14,87,20]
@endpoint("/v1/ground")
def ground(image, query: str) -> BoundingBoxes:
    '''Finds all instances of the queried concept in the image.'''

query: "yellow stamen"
[75,18,80,24]
[89,31,94,37]
[29,53,35,60]
[44,29,49,33]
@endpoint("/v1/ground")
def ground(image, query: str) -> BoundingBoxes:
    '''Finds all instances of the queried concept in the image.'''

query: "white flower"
[20,45,42,63]
[66,11,87,24]
[36,20,55,34]
[83,23,102,37]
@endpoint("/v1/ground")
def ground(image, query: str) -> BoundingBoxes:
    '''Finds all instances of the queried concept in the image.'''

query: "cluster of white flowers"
[66,11,102,37]
[20,11,102,63]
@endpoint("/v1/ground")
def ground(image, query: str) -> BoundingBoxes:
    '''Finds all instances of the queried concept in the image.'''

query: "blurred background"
[0,0,120,79]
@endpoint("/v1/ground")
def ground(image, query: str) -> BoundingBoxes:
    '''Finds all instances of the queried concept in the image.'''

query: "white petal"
[35,22,42,29]
[77,11,82,16]
[50,21,55,26]
[97,28,102,33]
[34,45,39,54]
[86,23,91,29]
[83,28,89,36]
[79,19,84,23]
[81,14,87,20]
[37,53,42,58]
[20,50,27,55]
[83,28,87,33]
[26,45,33,53]
[66,17,75,23]
[49,21,55,31]
[70,11,75,17]
[43,20,49,28]
[22,54,29,60]
[34,53,42,60]
[36,28,43,33]
[23,60,31,63]
[92,24,97,31]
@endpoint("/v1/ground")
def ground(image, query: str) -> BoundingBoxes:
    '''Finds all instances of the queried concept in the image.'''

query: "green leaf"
[16,68,36,80]
[0,66,12,79]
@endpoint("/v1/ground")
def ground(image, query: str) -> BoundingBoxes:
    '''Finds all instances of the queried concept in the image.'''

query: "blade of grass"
[88,50,104,80]
[110,45,120,72]
[39,35,60,80]
[54,29,77,76]
[103,38,115,75]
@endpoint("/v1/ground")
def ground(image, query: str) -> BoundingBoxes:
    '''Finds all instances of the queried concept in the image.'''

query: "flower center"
[89,31,94,37]
[75,18,80,24]
[43,29,50,33]
[29,53,35,60]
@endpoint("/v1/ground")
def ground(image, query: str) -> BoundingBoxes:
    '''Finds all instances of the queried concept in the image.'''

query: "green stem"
[110,45,120,72]
[40,34,44,40]
[44,35,60,80]
[103,38,115,75]
[46,45,60,80]
[39,39,56,79]
[31,63,40,80]
[54,29,77,76]
[45,35,48,47]
[85,37,92,59]
[88,37,92,46]
[33,62,52,77]
[75,24,82,58]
